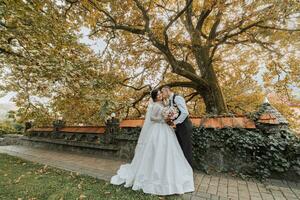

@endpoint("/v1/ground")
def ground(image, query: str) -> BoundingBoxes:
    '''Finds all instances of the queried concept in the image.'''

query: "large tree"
[0,0,299,128]
[63,0,300,114]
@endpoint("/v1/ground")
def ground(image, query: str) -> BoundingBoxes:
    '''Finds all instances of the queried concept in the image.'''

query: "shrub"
[0,120,24,136]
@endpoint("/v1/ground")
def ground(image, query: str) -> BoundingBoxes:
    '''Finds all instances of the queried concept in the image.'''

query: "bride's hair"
[150,89,159,102]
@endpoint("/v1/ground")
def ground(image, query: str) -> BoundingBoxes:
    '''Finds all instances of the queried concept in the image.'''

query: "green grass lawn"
[0,153,180,200]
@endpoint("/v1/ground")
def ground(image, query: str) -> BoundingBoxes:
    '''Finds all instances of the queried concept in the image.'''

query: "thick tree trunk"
[198,83,228,114]
[197,63,228,114]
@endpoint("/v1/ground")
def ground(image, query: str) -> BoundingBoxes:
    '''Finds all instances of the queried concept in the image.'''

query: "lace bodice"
[150,102,165,123]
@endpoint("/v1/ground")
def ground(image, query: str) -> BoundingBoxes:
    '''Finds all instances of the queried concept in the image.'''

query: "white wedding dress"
[110,101,194,195]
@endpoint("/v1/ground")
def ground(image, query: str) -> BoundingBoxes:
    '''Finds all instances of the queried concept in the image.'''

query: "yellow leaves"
[85,12,99,28]
[79,194,87,199]
[1,0,121,126]
[70,171,80,178]
[2,0,299,129]
[34,164,49,175]
[14,174,25,184]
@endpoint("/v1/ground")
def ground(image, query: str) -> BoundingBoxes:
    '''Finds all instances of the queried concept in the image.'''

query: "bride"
[110,89,194,195]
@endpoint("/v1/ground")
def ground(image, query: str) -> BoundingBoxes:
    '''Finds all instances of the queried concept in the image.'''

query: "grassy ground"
[0,153,180,200]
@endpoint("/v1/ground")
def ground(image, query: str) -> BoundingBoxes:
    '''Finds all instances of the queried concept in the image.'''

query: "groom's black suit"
[170,94,193,167]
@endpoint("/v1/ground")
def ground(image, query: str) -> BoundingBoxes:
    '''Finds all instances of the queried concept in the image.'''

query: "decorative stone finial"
[263,97,270,104]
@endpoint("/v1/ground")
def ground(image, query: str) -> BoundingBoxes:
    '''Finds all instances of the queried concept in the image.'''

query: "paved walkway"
[0,145,299,200]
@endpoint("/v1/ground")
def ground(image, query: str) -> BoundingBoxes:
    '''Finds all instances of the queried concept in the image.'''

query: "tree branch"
[180,0,194,35]
[88,0,116,24]
[119,82,151,91]
[64,0,79,16]
[216,21,263,46]
[196,9,212,31]
[185,92,198,103]
[133,0,150,31]
[157,81,199,90]
[163,0,193,46]
[102,24,145,35]
[255,24,300,32]
[122,68,146,83]
[208,10,222,41]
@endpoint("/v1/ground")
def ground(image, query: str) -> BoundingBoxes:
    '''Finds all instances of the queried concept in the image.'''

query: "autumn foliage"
[0,0,299,130]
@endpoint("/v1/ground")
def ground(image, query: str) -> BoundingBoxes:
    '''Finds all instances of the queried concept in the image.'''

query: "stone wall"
[0,134,23,146]
[20,124,300,180]
[10,100,300,181]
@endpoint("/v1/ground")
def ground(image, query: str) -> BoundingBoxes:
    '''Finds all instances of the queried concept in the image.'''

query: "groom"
[161,86,193,167]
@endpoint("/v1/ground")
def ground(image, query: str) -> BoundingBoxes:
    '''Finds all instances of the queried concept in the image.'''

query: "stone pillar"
[24,121,33,132]
[104,114,120,144]
[52,119,65,132]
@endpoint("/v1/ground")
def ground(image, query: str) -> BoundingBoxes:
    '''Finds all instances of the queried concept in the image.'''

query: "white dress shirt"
[169,93,189,125]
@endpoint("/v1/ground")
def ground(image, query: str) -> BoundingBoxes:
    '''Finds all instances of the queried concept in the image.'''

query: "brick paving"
[0,145,299,200]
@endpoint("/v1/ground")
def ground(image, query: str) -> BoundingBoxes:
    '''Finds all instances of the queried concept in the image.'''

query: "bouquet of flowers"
[162,106,179,121]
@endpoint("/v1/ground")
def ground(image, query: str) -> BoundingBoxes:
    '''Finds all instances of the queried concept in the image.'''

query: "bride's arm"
[150,104,162,122]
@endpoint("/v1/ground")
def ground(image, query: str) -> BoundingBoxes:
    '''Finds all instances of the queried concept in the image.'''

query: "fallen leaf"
[70,172,76,178]
[15,175,25,183]
[79,194,86,199]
